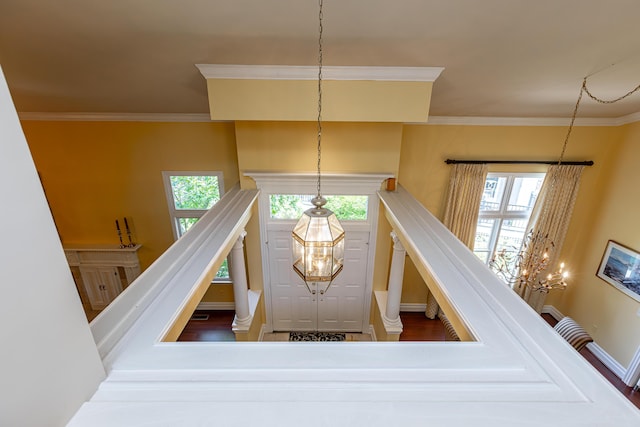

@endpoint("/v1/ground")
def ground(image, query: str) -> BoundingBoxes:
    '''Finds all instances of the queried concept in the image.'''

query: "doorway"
[246,172,392,333]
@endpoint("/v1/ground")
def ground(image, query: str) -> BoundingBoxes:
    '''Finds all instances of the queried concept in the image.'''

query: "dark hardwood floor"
[399,312,446,341]
[178,310,639,409]
[177,310,236,342]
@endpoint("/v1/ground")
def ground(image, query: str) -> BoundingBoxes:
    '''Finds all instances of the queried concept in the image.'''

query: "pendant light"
[292,0,345,295]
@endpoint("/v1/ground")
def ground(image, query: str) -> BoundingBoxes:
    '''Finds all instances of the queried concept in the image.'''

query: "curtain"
[516,164,584,300]
[425,163,488,319]
[442,163,489,248]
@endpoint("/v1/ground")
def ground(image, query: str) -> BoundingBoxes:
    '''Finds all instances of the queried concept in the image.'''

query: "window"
[473,173,545,265]
[162,171,229,279]
[269,194,369,221]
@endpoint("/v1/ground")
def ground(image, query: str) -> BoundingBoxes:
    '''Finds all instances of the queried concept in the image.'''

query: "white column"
[231,231,251,328]
[383,231,405,329]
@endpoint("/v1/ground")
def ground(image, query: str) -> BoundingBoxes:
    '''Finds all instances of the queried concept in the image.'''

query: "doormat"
[289,332,346,342]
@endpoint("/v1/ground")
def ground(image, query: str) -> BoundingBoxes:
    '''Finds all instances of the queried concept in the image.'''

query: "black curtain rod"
[445,159,594,166]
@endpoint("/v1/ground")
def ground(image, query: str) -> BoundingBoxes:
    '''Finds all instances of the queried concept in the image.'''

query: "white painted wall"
[0,67,105,426]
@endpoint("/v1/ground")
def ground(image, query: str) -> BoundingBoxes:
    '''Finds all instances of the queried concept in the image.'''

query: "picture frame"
[596,240,640,302]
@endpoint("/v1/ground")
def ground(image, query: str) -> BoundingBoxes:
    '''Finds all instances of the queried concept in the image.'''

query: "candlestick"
[116,219,125,248]
[124,216,134,247]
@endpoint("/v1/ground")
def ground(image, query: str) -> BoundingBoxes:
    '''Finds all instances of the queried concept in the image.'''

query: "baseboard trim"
[400,303,427,312]
[587,341,627,380]
[196,302,235,310]
[543,305,628,381]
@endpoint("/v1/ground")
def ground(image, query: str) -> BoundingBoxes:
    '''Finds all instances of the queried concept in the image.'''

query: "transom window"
[269,194,369,221]
[473,173,545,264]
[162,171,228,279]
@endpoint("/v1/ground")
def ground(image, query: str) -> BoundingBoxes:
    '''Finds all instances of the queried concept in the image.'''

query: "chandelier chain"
[559,77,640,164]
[316,0,323,199]
[583,80,640,104]
[558,79,585,164]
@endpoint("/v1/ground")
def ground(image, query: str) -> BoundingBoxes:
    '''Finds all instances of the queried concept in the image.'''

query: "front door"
[268,229,369,332]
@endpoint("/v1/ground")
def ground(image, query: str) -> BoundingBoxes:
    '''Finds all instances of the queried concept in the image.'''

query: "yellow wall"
[397,124,623,305]
[22,117,640,365]
[201,284,235,303]
[207,79,433,122]
[562,122,640,367]
[235,121,402,189]
[22,121,239,271]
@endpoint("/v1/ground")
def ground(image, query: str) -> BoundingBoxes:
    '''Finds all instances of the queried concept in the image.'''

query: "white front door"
[268,229,369,332]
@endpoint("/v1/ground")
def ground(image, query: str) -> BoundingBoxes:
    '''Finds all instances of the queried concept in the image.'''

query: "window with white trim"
[473,173,545,265]
[162,171,229,280]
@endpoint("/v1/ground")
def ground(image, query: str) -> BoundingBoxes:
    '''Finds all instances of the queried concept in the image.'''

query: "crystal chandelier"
[489,230,569,293]
[292,0,345,294]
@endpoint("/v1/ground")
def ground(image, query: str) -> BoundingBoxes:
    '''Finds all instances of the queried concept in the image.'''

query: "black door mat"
[289,332,346,341]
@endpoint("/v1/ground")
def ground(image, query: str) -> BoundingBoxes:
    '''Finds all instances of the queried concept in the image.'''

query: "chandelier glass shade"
[292,197,345,289]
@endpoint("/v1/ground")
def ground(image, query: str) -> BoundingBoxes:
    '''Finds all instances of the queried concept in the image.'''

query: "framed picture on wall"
[596,240,640,302]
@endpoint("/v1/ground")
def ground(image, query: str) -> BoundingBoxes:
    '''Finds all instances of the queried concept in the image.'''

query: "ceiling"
[2,0,640,119]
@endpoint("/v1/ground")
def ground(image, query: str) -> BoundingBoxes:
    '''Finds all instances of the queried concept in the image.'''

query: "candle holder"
[489,230,568,293]
[124,217,136,247]
[115,219,126,249]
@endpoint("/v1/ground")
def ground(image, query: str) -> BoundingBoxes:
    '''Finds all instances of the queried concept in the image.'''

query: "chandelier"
[489,230,568,293]
[292,0,345,295]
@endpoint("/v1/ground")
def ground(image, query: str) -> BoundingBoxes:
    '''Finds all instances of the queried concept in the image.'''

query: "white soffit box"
[196,64,444,122]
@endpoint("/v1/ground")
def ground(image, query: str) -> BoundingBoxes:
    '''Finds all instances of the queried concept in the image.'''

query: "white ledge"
[70,185,640,426]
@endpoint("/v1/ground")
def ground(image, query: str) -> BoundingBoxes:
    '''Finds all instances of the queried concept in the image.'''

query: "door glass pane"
[170,175,220,210]
[507,176,544,212]
[270,194,368,220]
[480,177,507,211]
[473,218,496,262]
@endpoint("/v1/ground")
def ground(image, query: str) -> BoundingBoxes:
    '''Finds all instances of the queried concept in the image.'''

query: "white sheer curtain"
[424,163,488,319]
[517,164,584,307]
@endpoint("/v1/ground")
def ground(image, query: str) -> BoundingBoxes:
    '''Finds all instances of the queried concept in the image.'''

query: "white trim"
[543,304,632,384]
[17,111,640,125]
[541,304,564,321]
[375,291,403,334]
[161,171,225,241]
[73,185,640,426]
[88,185,258,360]
[400,303,427,312]
[196,64,444,82]
[587,341,627,380]
[18,112,214,122]
[245,171,392,333]
[616,111,640,125]
[196,302,235,310]
[622,344,640,387]
[425,115,632,126]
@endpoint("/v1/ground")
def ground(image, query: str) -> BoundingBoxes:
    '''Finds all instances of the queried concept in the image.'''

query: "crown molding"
[18,112,215,122]
[17,111,640,125]
[616,111,640,125]
[196,64,445,82]
[425,115,634,126]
